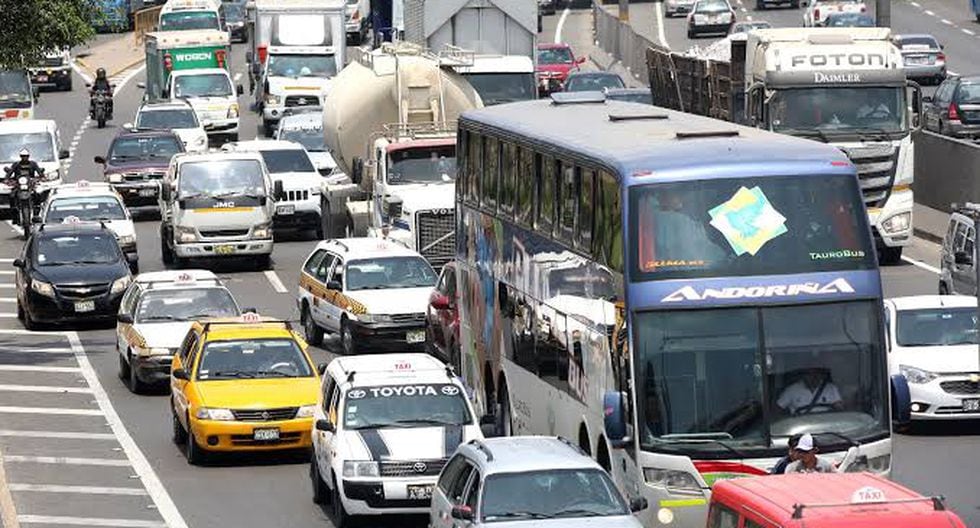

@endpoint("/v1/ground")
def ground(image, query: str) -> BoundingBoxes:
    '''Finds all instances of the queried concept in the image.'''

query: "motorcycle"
[3,168,39,240]
[90,90,112,128]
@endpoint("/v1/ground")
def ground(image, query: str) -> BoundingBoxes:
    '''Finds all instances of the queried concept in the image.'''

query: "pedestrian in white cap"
[784,434,837,474]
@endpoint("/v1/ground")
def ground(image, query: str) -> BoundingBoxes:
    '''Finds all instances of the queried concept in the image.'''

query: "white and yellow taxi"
[296,238,438,355]
[39,181,138,268]
[115,270,240,393]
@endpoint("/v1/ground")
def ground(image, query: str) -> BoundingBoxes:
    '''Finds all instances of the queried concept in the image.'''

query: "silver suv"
[429,437,646,528]
[940,208,977,295]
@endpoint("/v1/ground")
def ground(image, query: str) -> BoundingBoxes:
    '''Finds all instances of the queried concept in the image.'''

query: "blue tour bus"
[452,92,910,527]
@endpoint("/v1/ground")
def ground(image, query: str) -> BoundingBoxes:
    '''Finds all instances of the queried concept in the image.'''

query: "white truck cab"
[159,0,223,32]
[258,46,338,136]
[167,68,243,144]
[0,119,67,217]
[0,70,38,121]
[453,55,537,106]
[159,151,275,268]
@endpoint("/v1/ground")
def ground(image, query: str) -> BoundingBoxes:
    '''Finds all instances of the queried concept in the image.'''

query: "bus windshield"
[770,86,907,137]
[629,174,875,280]
[634,300,888,457]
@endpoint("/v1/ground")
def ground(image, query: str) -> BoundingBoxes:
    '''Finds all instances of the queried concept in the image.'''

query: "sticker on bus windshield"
[708,186,787,256]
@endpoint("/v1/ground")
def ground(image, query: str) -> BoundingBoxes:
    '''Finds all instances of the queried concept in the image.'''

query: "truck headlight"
[720,12,732,21]
[900,364,937,384]
[175,226,198,243]
[107,173,123,183]
[643,468,702,494]
[296,405,317,418]
[195,407,235,421]
[265,94,280,105]
[343,460,380,478]
[882,212,911,234]
[252,222,272,239]
[31,279,55,298]
[110,275,131,295]
[228,104,239,119]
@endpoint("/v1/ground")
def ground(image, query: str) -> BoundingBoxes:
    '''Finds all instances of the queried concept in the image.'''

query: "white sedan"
[803,0,867,26]
[884,295,980,421]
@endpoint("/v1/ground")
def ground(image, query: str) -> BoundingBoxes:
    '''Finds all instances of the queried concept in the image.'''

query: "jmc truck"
[648,28,918,264]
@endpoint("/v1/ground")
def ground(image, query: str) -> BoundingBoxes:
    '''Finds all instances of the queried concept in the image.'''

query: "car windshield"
[538,47,573,64]
[35,233,120,266]
[387,145,456,185]
[109,135,182,162]
[136,288,239,323]
[481,469,629,521]
[826,14,874,26]
[46,197,126,223]
[280,126,325,151]
[178,160,265,198]
[345,257,437,290]
[898,36,939,49]
[463,73,536,105]
[606,91,653,105]
[896,308,979,346]
[629,175,875,280]
[197,339,313,379]
[0,132,54,162]
[956,83,980,104]
[160,11,220,31]
[0,71,32,102]
[565,74,625,92]
[343,384,471,429]
[259,149,315,174]
[696,0,729,12]
[770,86,908,136]
[173,74,232,98]
[137,109,199,129]
[635,301,888,457]
[267,54,338,78]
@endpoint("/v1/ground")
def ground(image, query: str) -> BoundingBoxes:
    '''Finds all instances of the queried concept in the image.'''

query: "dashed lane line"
[0,385,92,394]
[0,347,73,354]
[4,456,130,467]
[8,484,148,496]
[923,9,935,15]
[0,366,81,374]
[901,255,941,275]
[19,515,167,527]
[555,6,571,44]
[0,430,114,440]
[963,28,975,35]
[941,18,953,25]
[0,406,103,416]
[264,270,289,294]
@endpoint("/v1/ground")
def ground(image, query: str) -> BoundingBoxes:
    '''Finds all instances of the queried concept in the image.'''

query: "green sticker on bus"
[708,186,787,256]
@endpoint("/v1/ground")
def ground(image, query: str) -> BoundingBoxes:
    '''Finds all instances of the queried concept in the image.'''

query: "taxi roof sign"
[851,486,886,504]
[174,272,197,284]
[76,180,90,188]
[242,312,262,323]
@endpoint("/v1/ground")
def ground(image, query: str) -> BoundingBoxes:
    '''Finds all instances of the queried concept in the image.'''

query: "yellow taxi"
[169,313,322,464]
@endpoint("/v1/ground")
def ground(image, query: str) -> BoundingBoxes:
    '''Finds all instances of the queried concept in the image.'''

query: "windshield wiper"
[790,128,831,143]
[140,315,182,322]
[486,511,553,520]
[553,509,609,518]
[660,433,748,459]
[390,418,462,426]
[252,370,295,378]
[853,127,897,141]
[211,370,256,379]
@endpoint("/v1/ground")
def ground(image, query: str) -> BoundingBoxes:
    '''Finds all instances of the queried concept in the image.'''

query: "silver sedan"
[893,34,947,85]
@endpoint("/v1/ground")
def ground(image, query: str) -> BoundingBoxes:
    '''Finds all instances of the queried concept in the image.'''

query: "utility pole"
[876,0,890,29]
[619,0,630,23]
[953,202,980,365]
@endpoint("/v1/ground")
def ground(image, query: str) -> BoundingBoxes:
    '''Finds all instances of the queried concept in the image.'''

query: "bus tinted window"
[630,174,874,279]
[482,137,499,210]
[500,142,517,216]
[595,171,623,271]
[516,147,534,226]
[537,156,557,235]
[465,131,481,204]
[578,169,595,249]
[559,162,577,242]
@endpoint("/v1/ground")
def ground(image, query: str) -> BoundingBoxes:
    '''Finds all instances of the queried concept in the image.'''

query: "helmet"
[96,68,107,78]
[18,149,29,157]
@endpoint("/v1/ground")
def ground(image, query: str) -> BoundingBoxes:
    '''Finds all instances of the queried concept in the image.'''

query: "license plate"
[276,204,295,215]
[214,245,236,255]
[74,301,95,313]
[406,330,425,344]
[253,428,280,441]
[963,399,980,412]
[907,56,928,65]
[407,484,433,500]
[139,188,156,197]
[36,75,47,82]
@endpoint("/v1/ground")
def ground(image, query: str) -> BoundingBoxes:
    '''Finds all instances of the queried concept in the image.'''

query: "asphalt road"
[0,7,975,528]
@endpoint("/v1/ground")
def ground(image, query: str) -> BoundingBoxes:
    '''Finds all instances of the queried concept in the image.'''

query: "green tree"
[0,0,99,69]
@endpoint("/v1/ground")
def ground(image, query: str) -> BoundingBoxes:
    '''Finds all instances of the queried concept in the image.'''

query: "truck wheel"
[263,120,275,138]
[879,246,903,265]
[254,254,272,270]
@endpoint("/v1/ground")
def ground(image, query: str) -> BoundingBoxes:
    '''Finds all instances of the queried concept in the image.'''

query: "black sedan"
[15,223,134,329]
[223,2,247,43]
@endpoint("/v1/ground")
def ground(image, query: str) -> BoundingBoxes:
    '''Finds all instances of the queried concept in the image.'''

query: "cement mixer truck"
[320,43,482,268]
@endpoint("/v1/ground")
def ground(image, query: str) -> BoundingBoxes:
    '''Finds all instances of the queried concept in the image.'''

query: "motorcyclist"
[89,68,114,119]
[4,149,44,225]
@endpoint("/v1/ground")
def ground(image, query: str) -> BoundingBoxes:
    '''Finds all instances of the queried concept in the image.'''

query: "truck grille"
[837,145,899,209]
[231,407,298,421]
[940,380,980,395]
[285,190,308,201]
[199,228,249,238]
[55,283,109,300]
[285,95,319,108]
[380,458,447,477]
[416,210,455,268]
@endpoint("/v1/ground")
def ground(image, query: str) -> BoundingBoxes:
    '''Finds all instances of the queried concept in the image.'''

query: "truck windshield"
[160,11,220,31]
[463,73,536,105]
[137,109,199,129]
[634,300,888,457]
[280,126,324,152]
[179,160,265,198]
[46,197,126,223]
[258,149,315,174]
[173,74,232,98]
[629,174,875,280]
[267,54,337,78]
[0,71,32,106]
[387,145,456,185]
[0,133,54,162]
[770,86,907,136]
[109,136,182,162]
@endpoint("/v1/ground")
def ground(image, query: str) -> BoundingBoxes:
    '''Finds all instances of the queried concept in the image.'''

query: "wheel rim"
[304,308,317,340]
[342,325,353,354]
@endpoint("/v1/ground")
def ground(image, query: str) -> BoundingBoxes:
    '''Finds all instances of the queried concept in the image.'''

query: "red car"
[425,261,459,369]
[536,43,586,95]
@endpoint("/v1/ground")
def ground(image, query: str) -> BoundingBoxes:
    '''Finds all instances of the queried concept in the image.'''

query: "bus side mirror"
[604,391,630,448]
[891,374,911,425]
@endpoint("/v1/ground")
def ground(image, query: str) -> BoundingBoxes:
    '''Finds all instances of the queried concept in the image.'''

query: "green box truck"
[143,29,231,100]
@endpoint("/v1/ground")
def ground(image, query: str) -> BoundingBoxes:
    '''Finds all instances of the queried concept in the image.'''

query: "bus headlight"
[882,212,910,234]
[643,468,702,494]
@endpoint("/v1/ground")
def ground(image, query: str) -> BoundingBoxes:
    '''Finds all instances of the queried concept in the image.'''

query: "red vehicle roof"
[537,42,572,50]
[712,473,965,528]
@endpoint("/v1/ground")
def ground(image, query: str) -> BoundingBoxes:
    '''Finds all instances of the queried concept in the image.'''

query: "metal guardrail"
[592,4,655,87]
[134,6,163,45]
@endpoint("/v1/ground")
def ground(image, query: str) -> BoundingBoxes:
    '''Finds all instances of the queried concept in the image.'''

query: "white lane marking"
[0,365,80,373]
[4,456,129,467]
[949,69,959,76]
[0,314,17,318]
[0,285,15,289]
[70,62,93,85]
[941,18,953,25]
[18,515,166,527]
[0,298,14,303]
[0,259,13,263]
[263,270,288,294]
[0,271,14,275]
[0,384,92,394]
[115,65,146,92]
[901,255,941,275]
[655,2,670,48]
[0,406,102,416]
[963,28,976,35]
[234,72,243,82]
[4,222,22,237]
[555,6,571,44]
[740,7,747,12]
[66,332,189,528]
[909,0,919,6]
[923,9,934,15]
[0,430,114,440]
[8,484,147,496]
[0,347,74,354]
[746,14,754,20]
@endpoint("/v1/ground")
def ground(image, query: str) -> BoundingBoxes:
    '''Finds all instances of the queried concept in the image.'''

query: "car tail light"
[3,110,17,119]
[258,45,268,64]
[163,53,173,71]
[949,103,960,120]
[814,8,820,19]
[937,52,946,62]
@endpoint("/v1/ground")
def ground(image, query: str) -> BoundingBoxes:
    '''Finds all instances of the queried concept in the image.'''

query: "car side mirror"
[94,155,106,165]
[273,179,285,201]
[59,149,70,160]
[126,253,139,265]
[430,293,450,310]
[12,258,24,268]
[479,414,498,437]
[160,183,172,202]
[326,280,342,291]
[315,419,335,432]
[172,368,190,381]
[137,82,146,89]
[922,95,933,103]
[117,313,134,324]
[629,497,649,513]
[237,84,244,96]
[317,362,328,375]
[576,56,586,64]
[451,505,474,521]
[201,120,213,129]
[33,87,40,99]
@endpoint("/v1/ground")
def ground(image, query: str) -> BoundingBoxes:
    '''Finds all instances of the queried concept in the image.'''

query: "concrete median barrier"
[913,129,980,213]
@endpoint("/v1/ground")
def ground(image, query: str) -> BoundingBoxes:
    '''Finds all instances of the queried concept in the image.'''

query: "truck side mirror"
[94,156,106,165]
[351,158,363,185]
[160,182,171,202]
[59,149,70,160]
